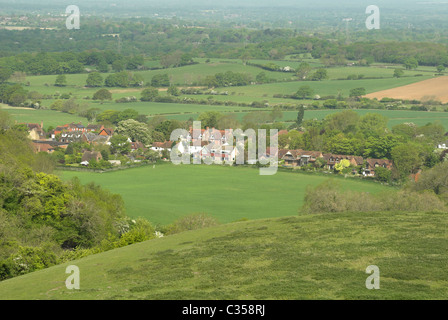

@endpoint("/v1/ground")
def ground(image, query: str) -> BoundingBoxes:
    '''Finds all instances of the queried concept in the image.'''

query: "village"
[23,120,394,178]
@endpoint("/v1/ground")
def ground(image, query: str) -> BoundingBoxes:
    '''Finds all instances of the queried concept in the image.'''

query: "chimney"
[41,120,43,129]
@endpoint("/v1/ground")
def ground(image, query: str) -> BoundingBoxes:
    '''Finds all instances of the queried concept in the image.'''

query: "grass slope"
[60,164,390,226]
[0,211,446,300]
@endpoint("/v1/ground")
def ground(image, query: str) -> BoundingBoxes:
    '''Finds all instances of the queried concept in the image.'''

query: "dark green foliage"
[151,74,170,87]
[54,74,67,87]
[93,88,112,102]
[0,129,127,280]
[86,72,104,87]
[140,87,159,102]
[302,180,446,214]
[203,71,251,88]
[296,106,305,128]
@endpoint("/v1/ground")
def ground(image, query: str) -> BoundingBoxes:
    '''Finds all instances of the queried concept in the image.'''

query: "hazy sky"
[0,0,426,8]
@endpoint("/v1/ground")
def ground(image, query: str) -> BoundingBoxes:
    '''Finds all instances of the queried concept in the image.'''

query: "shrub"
[302,180,447,214]
[163,213,219,235]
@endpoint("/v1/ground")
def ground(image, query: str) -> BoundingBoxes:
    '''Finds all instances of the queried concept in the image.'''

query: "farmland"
[365,76,448,103]
[60,163,392,226]
[3,57,445,132]
[3,1,448,302]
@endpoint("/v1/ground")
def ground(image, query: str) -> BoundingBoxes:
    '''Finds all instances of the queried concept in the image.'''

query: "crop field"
[4,58,446,133]
[59,164,391,226]
[222,76,434,99]
[365,76,448,103]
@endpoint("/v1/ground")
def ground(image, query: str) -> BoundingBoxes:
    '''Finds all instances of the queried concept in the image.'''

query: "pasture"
[0,210,446,299]
[59,164,391,226]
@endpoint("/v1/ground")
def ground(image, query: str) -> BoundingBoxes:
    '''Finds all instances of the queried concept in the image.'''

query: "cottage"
[98,128,114,137]
[151,141,173,153]
[23,122,46,140]
[81,151,103,165]
[83,132,111,145]
[32,142,54,153]
[282,149,323,167]
[323,154,363,170]
[130,141,147,151]
[86,124,104,133]
[363,158,393,177]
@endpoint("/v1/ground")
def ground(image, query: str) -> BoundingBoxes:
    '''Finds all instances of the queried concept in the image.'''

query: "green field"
[59,164,391,226]
[6,104,448,132]
[160,109,448,129]
[20,59,436,108]
[2,105,86,129]
[1,210,446,299]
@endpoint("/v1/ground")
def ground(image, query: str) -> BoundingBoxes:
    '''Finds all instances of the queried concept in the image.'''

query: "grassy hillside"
[59,164,390,225]
[0,211,446,300]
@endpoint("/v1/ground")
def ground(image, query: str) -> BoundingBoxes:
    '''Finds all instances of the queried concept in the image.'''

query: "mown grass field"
[59,164,391,226]
[6,104,448,131]
[1,105,86,129]
[0,210,446,300]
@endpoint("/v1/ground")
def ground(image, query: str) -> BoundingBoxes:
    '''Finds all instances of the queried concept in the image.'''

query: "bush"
[163,213,219,235]
[8,245,58,276]
[302,180,447,214]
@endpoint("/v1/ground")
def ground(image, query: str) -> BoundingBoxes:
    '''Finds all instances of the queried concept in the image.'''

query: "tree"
[86,72,103,87]
[66,60,84,74]
[325,110,360,134]
[0,108,11,131]
[116,119,152,145]
[349,87,366,99]
[0,67,12,83]
[437,65,446,73]
[167,86,180,96]
[54,74,67,87]
[160,51,183,68]
[288,130,304,149]
[96,109,121,125]
[117,109,139,123]
[217,113,240,130]
[140,87,159,102]
[326,133,357,155]
[105,72,129,87]
[255,72,269,84]
[295,62,312,80]
[323,99,338,109]
[391,142,424,178]
[110,134,131,155]
[92,89,112,103]
[112,60,125,72]
[296,105,305,128]
[198,111,222,129]
[294,85,314,99]
[151,74,170,87]
[82,108,101,122]
[403,57,418,70]
[334,159,351,173]
[393,69,404,78]
[310,68,328,81]
[357,113,388,138]
[363,135,401,159]
[97,60,109,73]
[269,106,283,123]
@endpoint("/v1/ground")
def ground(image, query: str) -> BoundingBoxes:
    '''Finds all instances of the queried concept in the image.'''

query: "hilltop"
[0,211,446,300]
